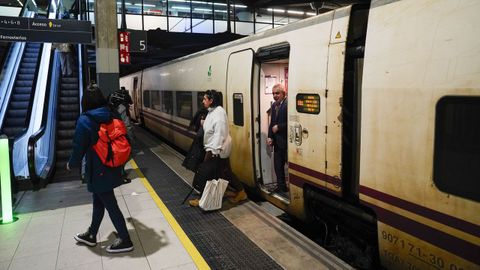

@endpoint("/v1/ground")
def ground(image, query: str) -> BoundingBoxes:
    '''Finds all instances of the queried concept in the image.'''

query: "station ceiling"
[120,0,368,76]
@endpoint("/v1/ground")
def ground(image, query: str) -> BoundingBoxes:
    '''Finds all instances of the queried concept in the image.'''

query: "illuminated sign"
[119,31,130,64]
[0,16,92,43]
[0,136,15,224]
[296,93,320,114]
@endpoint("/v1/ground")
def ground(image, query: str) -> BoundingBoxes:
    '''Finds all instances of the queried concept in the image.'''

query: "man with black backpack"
[109,86,134,140]
[109,87,134,183]
[67,84,133,253]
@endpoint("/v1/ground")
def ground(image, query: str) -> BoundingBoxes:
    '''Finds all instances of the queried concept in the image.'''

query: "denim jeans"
[89,190,130,241]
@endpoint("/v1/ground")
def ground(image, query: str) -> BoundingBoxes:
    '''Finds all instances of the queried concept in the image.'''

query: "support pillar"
[94,0,119,97]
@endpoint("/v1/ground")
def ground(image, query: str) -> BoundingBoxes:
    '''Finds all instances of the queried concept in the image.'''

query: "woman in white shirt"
[189,90,247,207]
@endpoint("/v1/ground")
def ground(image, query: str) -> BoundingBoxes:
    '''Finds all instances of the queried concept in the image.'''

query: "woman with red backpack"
[66,84,133,253]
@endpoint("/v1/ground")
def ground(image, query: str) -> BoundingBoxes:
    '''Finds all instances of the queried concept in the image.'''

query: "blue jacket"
[68,107,122,193]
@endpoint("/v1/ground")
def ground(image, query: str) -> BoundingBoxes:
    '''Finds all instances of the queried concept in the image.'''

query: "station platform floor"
[0,128,353,270]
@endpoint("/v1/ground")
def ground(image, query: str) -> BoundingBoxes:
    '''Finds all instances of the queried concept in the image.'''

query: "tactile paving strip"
[131,140,282,270]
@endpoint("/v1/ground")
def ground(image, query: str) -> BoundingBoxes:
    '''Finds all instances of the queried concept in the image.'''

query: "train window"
[296,94,320,114]
[143,90,151,108]
[151,91,161,111]
[233,93,244,126]
[434,96,480,202]
[197,92,205,109]
[161,91,173,114]
[176,91,193,120]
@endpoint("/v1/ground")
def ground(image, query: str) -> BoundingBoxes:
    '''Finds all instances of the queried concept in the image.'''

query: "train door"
[226,49,255,186]
[254,43,290,200]
[131,76,140,122]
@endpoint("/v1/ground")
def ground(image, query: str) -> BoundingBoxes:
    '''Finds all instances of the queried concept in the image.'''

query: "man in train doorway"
[267,84,288,193]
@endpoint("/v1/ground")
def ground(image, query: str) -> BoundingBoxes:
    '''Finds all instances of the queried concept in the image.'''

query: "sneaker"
[228,190,247,204]
[106,238,134,253]
[74,229,97,247]
[189,198,200,207]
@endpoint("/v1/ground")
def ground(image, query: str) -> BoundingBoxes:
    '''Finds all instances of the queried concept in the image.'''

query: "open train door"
[132,76,141,122]
[226,49,255,187]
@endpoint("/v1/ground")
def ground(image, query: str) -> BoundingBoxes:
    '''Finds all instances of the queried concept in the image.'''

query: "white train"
[121,1,480,269]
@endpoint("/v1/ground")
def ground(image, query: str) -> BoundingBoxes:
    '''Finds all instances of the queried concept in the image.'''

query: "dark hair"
[205,89,221,107]
[82,84,107,112]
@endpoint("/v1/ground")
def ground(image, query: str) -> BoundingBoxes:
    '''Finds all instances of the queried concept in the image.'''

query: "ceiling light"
[306,12,316,16]
[171,6,190,10]
[194,8,211,12]
[267,8,285,13]
[287,10,304,15]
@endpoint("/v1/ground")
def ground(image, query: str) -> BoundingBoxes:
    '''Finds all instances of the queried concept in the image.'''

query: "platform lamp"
[0,135,17,224]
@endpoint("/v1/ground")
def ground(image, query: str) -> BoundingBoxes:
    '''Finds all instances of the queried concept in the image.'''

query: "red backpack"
[93,119,131,167]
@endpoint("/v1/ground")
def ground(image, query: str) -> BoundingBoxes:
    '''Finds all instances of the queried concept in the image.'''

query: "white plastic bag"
[199,178,229,211]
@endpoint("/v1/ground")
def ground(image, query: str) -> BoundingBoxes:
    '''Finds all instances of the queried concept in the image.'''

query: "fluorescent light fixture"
[267,8,285,13]
[143,4,156,7]
[171,5,190,10]
[306,12,316,16]
[215,10,227,13]
[194,8,212,12]
[212,2,247,7]
[169,0,187,2]
[287,10,304,15]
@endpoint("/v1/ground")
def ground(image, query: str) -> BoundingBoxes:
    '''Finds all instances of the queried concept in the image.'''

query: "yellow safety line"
[129,159,210,270]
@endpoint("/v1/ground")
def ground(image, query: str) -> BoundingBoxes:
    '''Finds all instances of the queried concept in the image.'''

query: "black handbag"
[192,158,219,193]
[182,126,206,171]
[182,135,205,172]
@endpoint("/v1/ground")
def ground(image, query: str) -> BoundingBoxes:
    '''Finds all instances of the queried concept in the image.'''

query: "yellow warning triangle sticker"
[335,31,341,39]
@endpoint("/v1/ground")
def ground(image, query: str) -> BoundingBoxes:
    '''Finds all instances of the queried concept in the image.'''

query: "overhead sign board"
[0,16,92,43]
[128,30,147,52]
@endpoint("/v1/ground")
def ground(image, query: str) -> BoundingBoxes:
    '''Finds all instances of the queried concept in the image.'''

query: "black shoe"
[74,229,97,247]
[106,238,134,253]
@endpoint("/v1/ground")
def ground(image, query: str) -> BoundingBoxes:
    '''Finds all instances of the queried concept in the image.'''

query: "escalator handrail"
[27,50,58,185]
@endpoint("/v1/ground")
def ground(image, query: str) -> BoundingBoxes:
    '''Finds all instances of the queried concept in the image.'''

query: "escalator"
[1,42,41,138]
[53,59,80,180]
[86,45,96,82]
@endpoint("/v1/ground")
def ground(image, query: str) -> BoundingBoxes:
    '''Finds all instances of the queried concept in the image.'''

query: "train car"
[120,0,480,269]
